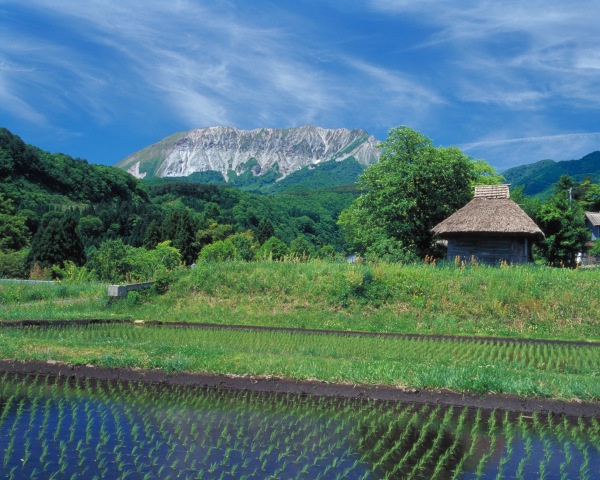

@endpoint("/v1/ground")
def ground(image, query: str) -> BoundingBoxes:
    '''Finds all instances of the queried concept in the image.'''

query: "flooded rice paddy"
[0,373,598,479]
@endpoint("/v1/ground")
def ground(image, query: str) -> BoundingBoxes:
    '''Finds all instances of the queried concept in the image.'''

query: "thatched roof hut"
[585,212,600,242]
[432,185,543,264]
[581,212,600,265]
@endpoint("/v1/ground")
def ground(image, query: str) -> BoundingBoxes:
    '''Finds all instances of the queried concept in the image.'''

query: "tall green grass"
[0,280,106,306]
[2,260,599,341]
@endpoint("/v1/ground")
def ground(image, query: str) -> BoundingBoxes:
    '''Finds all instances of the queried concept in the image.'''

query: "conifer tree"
[143,220,162,249]
[28,214,85,268]
[257,218,275,245]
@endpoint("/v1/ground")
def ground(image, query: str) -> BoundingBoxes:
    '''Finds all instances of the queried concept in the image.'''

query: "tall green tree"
[257,218,275,245]
[578,178,600,212]
[536,179,590,267]
[142,220,163,249]
[28,214,85,268]
[162,209,199,265]
[338,127,492,260]
[0,194,30,252]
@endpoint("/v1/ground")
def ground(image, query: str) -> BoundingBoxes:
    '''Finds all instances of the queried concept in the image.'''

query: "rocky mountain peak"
[116,126,380,182]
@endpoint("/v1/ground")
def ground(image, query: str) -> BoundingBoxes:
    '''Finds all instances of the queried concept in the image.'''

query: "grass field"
[1,260,598,341]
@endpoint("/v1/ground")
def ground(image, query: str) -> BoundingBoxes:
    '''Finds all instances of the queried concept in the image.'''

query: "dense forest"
[1,126,599,281]
[0,127,357,279]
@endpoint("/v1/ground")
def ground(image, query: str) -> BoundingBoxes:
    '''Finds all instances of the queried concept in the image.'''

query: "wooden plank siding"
[447,235,529,264]
[586,218,599,242]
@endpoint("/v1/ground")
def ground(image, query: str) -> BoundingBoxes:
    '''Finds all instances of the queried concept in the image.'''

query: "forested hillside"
[0,128,356,279]
[145,157,366,194]
[2,126,599,281]
[503,151,600,198]
[0,128,148,211]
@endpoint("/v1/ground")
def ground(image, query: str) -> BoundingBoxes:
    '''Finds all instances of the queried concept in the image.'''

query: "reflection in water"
[0,373,597,479]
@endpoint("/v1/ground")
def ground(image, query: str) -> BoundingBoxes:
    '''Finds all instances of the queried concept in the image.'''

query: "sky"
[1,0,600,172]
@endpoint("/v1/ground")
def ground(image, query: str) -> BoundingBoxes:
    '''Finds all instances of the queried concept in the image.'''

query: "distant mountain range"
[503,151,600,198]
[116,126,380,193]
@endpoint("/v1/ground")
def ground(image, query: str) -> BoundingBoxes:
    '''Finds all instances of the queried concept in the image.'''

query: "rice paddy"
[1,323,598,400]
[0,372,598,479]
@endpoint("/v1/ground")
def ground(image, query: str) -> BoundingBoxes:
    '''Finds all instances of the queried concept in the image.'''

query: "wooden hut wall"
[447,235,529,264]
[586,218,599,241]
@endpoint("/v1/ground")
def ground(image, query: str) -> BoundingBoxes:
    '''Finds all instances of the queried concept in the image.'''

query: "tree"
[87,239,182,282]
[86,239,133,282]
[78,215,104,244]
[289,235,315,258]
[228,232,256,261]
[536,185,589,267]
[338,127,487,260]
[196,222,235,250]
[0,249,29,278]
[199,239,236,262]
[142,220,162,249]
[162,208,199,265]
[256,218,275,245]
[0,194,30,252]
[28,214,85,268]
[578,178,600,212]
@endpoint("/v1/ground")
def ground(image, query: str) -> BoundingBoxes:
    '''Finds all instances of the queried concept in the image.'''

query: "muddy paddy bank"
[1,359,598,418]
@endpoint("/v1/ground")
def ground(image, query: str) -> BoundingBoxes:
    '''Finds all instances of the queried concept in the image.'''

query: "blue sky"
[1,0,599,172]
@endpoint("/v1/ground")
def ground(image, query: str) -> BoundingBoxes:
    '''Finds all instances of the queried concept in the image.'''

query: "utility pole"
[569,187,572,208]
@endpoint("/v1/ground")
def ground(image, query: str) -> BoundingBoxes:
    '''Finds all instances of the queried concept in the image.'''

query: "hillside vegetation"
[2,261,598,342]
[1,126,598,282]
[503,151,600,198]
[0,128,358,279]
[0,127,148,210]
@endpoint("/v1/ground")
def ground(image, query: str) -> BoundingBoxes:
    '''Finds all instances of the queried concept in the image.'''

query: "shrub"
[0,249,30,279]
[87,239,182,282]
[228,232,255,261]
[257,236,288,260]
[86,239,133,282]
[289,236,315,259]
[199,239,236,262]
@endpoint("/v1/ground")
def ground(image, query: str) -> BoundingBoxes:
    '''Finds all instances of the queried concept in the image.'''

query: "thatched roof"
[473,184,510,199]
[586,212,600,226]
[432,188,544,238]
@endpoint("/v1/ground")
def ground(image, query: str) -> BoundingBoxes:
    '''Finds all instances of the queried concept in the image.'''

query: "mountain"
[503,151,600,198]
[116,126,380,190]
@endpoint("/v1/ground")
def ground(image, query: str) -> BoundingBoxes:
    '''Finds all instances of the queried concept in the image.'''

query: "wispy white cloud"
[461,132,600,170]
[1,0,599,168]
[370,0,600,107]
[0,0,354,131]
[0,0,448,136]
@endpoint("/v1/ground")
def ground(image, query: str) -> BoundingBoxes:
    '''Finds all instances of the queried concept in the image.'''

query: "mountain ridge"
[503,151,600,198]
[116,126,380,185]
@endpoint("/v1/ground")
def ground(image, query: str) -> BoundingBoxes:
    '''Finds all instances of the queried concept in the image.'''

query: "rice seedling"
[0,373,598,478]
